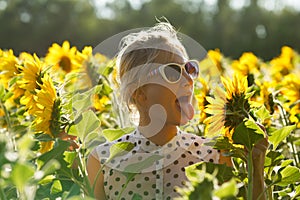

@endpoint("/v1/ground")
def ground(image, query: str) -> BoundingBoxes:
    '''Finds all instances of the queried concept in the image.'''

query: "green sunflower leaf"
[268,125,296,150]
[232,119,265,150]
[103,127,135,142]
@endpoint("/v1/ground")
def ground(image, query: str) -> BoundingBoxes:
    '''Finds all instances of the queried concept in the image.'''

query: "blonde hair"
[116,22,188,111]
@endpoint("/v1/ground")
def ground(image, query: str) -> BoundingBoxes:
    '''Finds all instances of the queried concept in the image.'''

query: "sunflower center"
[224,94,250,130]
[59,56,72,73]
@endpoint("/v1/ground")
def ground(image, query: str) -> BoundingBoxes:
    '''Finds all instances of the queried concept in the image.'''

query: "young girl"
[87,22,268,200]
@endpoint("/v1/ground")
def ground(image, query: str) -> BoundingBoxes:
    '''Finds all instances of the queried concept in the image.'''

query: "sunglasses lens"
[185,61,199,78]
[163,64,182,82]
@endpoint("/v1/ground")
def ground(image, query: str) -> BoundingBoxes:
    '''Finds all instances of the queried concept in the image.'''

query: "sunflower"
[195,76,210,123]
[270,46,295,82]
[207,49,224,73]
[17,54,44,113]
[32,73,59,153]
[93,94,111,112]
[204,74,251,141]
[231,52,261,86]
[280,73,300,128]
[45,41,81,74]
[0,49,19,88]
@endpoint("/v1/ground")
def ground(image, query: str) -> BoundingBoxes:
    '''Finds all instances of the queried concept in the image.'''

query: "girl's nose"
[180,71,194,88]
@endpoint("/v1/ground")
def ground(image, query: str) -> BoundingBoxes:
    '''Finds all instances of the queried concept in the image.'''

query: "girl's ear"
[132,87,147,106]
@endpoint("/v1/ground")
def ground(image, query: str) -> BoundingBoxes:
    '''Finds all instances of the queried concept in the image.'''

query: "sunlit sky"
[93,0,300,19]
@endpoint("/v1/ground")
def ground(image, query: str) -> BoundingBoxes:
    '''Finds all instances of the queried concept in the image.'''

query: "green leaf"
[269,125,296,150]
[63,151,77,168]
[254,105,271,122]
[68,110,101,143]
[107,142,135,163]
[103,127,135,142]
[192,162,234,184]
[0,83,4,100]
[206,136,246,161]
[63,183,81,198]
[123,154,163,175]
[276,166,300,187]
[11,163,35,191]
[232,119,265,150]
[132,193,143,200]
[292,184,300,200]
[213,178,238,198]
[37,139,70,168]
[70,86,100,119]
[51,180,62,194]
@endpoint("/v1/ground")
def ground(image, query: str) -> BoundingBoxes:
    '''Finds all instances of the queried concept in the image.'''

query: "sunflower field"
[0,41,299,199]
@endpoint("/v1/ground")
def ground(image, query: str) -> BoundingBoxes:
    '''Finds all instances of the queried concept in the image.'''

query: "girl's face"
[137,51,195,126]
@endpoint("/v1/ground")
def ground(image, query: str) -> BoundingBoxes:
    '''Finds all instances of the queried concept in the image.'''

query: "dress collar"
[133,128,182,154]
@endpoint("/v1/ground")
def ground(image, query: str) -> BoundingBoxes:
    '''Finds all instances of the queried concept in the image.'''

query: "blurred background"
[0,0,299,60]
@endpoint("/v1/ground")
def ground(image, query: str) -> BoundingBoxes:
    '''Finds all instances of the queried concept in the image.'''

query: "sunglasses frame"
[147,60,199,84]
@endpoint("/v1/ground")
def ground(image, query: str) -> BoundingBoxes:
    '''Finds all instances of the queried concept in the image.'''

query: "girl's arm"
[252,137,268,200]
[219,137,268,200]
[87,154,106,200]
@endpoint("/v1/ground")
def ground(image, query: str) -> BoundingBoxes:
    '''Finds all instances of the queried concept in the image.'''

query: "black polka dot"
[166,168,171,173]
[189,161,194,165]
[176,141,180,146]
[187,151,192,155]
[109,169,113,176]
[152,170,156,175]
[121,198,126,200]
[166,182,171,187]
[167,196,171,200]
[218,149,221,152]
[101,150,106,154]
[196,150,201,155]
[152,184,156,189]
[182,136,186,140]
[132,150,137,154]
[181,167,185,172]
[185,143,189,146]
[156,189,160,193]
[144,176,149,181]
[126,135,130,140]
[144,191,149,196]
[128,191,133,195]
[166,154,171,159]
[136,183,141,188]
[138,140,141,144]
[115,191,119,196]
[174,160,179,165]
[146,141,150,146]
[201,136,205,139]
[181,153,186,158]
[138,156,143,161]
[167,143,172,148]
[115,177,120,181]
[174,174,179,178]
[109,185,113,190]
[191,136,196,140]
[207,149,212,154]
[104,181,108,186]
[117,138,122,142]
[194,142,199,146]
[209,158,214,162]
[156,174,160,179]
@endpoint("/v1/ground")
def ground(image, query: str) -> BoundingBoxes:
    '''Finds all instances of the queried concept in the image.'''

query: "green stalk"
[247,150,253,200]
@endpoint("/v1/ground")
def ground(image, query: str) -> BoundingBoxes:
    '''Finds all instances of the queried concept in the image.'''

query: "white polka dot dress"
[91,129,220,200]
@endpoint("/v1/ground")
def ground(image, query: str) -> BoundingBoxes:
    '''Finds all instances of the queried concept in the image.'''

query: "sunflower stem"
[247,150,253,200]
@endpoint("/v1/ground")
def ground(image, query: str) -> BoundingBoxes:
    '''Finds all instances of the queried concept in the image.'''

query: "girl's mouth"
[175,95,194,120]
